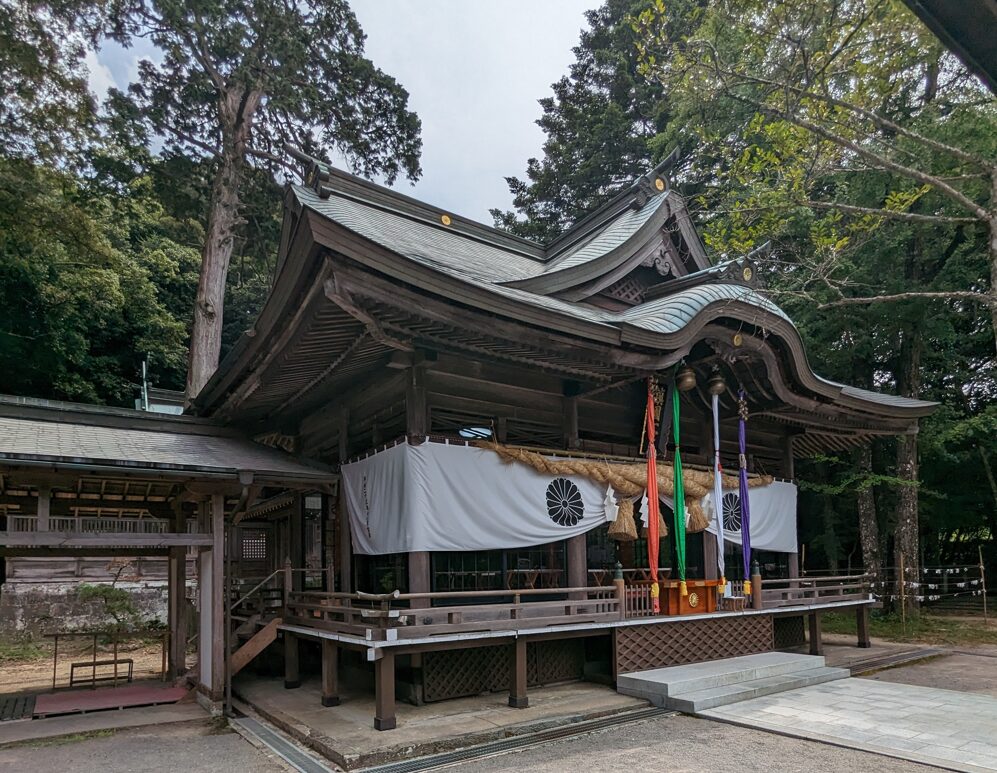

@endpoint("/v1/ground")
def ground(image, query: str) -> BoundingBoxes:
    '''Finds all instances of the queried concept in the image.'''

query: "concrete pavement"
[701,677,997,772]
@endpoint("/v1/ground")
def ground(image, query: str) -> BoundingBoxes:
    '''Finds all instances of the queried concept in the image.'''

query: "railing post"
[613,562,626,620]
[751,560,763,610]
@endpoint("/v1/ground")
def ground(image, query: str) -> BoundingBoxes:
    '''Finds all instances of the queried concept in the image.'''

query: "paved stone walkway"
[701,678,997,772]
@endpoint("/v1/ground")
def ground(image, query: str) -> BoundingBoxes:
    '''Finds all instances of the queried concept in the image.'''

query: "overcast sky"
[89,1,597,224]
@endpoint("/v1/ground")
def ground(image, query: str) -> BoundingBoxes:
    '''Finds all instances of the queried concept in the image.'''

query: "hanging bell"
[707,368,726,396]
[676,365,697,392]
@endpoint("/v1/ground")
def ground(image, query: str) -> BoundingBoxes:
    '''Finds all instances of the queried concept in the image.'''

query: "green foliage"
[101,0,422,184]
[77,583,142,630]
[0,157,196,402]
[491,0,688,241]
[822,611,997,646]
[0,638,46,663]
[0,0,99,161]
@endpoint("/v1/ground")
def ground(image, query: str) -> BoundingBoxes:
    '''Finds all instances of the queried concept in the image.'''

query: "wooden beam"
[0,547,170,557]
[329,263,671,372]
[0,532,214,547]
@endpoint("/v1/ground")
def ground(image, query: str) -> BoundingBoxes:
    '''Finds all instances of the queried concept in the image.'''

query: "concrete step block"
[618,652,827,700]
[666,666,850,712]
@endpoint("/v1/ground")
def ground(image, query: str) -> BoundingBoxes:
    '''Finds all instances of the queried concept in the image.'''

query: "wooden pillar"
[808,612,823,656]
[566,534,587,598]
[751,566,764,610]
[509,638,529,708]
[405,362,429,437]
[408,551,430,607]
[36,486,51,532]
[168,506,187,678]
[284,632,300,689]
[210,493,225,699]
[321,639,339,706]
[290,493,305,592]
[323,493,335,592]
[374,651,396,730]
[704,535,718,581]
[338,411,352,594]
[856,605,871,648]
[784,434,800,591]
[197,501,212,695]
[406,362,430,606]
[562,382,580,450]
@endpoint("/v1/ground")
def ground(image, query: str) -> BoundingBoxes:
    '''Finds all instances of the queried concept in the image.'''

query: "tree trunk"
[856,443,881,585]
[186,146,242,400]
[185,86,261,402]
[895,326,922,618]
[989,171,997,359]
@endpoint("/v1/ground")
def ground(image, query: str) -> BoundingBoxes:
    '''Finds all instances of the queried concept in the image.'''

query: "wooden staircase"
[231,616,282,677]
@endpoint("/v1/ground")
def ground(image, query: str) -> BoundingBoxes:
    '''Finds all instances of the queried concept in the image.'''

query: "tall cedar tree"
[491,0,696,242]
[101,1,423,399]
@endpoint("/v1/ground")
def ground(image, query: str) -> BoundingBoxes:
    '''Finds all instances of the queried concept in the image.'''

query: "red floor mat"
[33,684,189,717]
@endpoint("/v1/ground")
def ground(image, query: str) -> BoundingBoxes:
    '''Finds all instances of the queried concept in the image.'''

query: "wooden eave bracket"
[324,276,414,353]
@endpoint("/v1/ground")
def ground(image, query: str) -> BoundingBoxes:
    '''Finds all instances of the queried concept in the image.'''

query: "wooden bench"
[69,658,134,686]
[719,595,747,612]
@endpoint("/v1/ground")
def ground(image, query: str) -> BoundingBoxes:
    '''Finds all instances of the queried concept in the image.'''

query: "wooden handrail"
[761,573,874,586]
[293,585,615,602]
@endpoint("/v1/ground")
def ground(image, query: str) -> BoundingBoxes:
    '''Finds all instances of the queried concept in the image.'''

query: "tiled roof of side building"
[0,399,333,481]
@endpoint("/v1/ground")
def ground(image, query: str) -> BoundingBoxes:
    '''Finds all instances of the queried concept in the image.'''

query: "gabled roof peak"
[283,144,685,259]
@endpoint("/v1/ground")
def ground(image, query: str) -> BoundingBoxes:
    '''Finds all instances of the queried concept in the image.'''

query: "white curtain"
[341,441,615,555]
[703,480,798,553]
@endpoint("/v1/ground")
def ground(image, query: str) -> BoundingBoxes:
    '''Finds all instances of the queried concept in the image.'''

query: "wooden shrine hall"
[0,149,936,729]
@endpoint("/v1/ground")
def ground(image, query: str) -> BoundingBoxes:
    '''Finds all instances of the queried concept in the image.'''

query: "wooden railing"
[624,580,657,617]
[8,515,171,533]
[761,573,874,608]
[283,585,624,641]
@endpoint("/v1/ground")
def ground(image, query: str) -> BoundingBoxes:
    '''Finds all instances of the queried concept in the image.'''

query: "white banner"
[703,480,798,553]
[341,441,614,555]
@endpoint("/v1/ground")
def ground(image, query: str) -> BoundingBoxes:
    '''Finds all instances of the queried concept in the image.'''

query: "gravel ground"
[0,704,954,773]
[0,721,282,773]
[860,645,997,696]
[459,714,946,773]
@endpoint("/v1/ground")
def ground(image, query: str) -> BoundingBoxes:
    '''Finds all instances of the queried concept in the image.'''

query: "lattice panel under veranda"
[773,615,807,650]
[614,616,774,674]
[421,639,587,702]
[422,646,507,702]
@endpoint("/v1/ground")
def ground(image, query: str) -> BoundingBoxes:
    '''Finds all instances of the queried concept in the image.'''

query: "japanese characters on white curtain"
[340,441,615,555]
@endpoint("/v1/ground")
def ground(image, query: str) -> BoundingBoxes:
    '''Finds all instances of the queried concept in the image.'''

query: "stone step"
[666,666,850,713]
[617,652,827,701]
